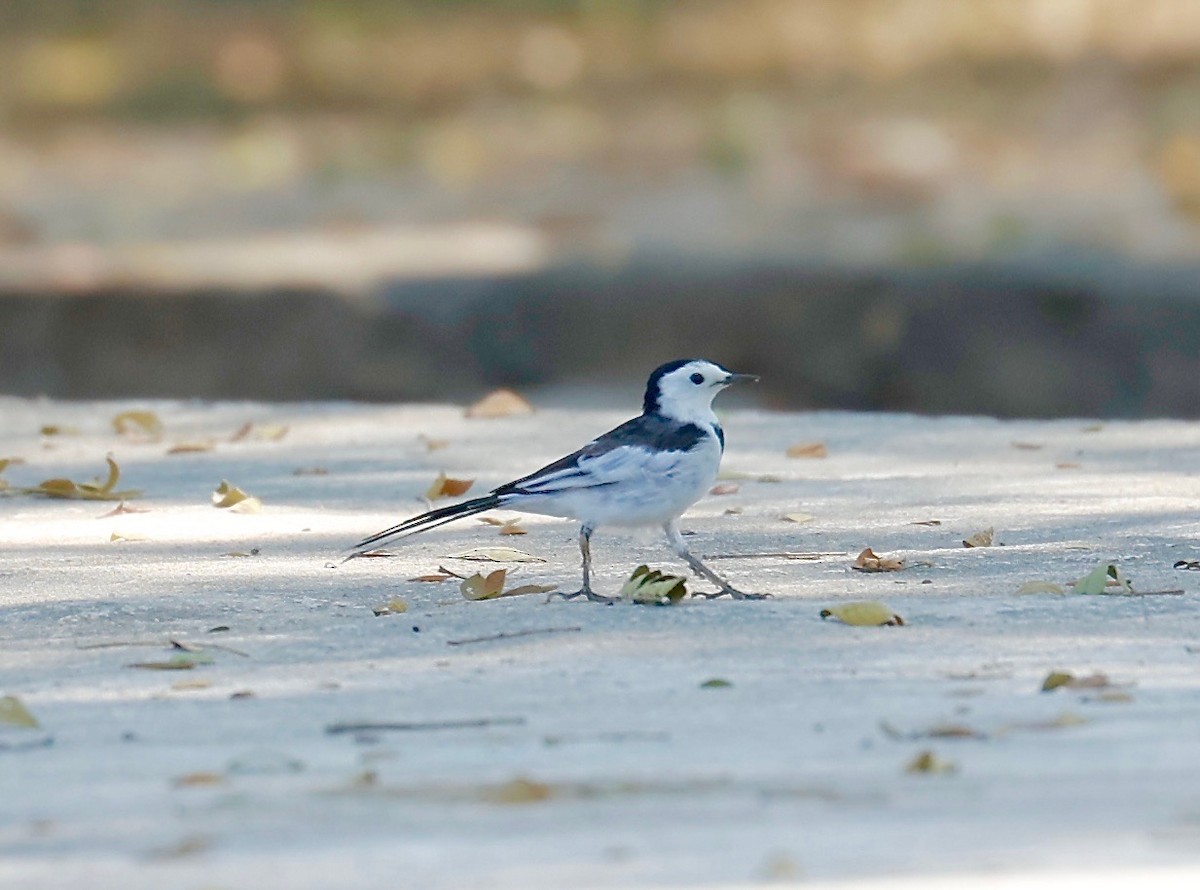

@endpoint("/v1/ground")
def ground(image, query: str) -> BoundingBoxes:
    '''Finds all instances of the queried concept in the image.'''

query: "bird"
[351,359,766,604]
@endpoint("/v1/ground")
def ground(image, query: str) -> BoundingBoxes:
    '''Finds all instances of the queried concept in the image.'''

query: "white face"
[654,360,737,421]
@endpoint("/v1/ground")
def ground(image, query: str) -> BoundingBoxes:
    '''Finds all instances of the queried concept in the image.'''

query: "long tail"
[352,493,502,552]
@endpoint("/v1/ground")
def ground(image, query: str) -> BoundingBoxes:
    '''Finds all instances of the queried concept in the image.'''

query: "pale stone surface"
[2,398,1199,889]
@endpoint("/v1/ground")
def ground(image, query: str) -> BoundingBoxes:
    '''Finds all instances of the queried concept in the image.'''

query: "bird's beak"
[722,372,760,386]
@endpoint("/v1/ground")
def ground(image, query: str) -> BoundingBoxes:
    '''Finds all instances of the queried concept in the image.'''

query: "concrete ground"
[1,395,1199,889]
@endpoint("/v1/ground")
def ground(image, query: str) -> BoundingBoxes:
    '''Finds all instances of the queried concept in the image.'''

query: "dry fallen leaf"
[852,547,905,572]
[167,441,215,455]
[109,531,147,543]
[478,517,526,535]
[910,519,942,526]
[481,777,554,804]
[905,750,957,775]
[709,482,741,496]
[425,471,474,500]
[962,527,994,548]
[786,441,828,459]
[173,772,225,788]
[1010,441,1044,450]
[408,570,457,583]
[24,456,142,501]
[1056,462,1082,470]
[40,424,79,437]
[466,389,535,419]
[230,422,289,443]
[881,720,985,740]
[620,565,688,605]
[1015,580,1066,595]
[781,512,814,524]
[112,410,164,438]
[292,466,329,476]
[97,501,150,518]
[1041,670,1114,692]
[448,547,545,563]
[460,569,556,601]
[372,597,409,616]
[820,601,905,626]
[129,652,214,670]
[0,695,40,729]
[211,480,262,513]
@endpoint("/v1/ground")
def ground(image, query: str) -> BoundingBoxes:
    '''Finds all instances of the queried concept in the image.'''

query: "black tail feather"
[352,493,502,552]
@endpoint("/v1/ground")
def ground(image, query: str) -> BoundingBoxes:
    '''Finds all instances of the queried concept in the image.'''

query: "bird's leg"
[662,521,770,600]
[548,526,615,605]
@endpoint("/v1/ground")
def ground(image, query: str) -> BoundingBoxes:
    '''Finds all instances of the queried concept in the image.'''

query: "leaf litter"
[820,601,905,626]
[460,569,556,600]
[620,565,688,605]
[426,472,474,500]
[21,456,142,501]
[852,547,905,572]
[212,480,262,513]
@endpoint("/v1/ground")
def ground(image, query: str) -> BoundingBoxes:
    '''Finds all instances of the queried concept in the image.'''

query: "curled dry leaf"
[1015,580,1066,595]
[372,598,409,616]
[786,441,828,459]
[25,456,142,501]
[852,547,905,572]
[905,750,957,775]
[962,527,994,548]
[466,389,535,419]
[820,601,905,626]
[709,482,740,496]
[460,569,556,601]
[112,410,164,438]
[426,471,474,501]
[620,565,688,605]
[478,517,527,535]
[211,480,262,513]
[448,547,545,563]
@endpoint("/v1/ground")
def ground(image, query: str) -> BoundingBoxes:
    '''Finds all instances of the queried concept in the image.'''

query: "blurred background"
[3,0,1200,416]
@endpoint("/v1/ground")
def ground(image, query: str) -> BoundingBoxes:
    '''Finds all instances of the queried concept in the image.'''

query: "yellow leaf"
[1041,670,1112,692]
[1016,580,1066,595]
[781,512,814,524]
[24,456,141,501]
[466,389,535,419]
[460,569,509,600]
[425,471,474,500]
[40,424,79,436]
[851,547,904,572]
[962,527,994,548]
[109,531,147,543]
[786,441,828,459]
[620,564,688,605]
[372,597,409,616]
[448,547,545,563]
[481,777,553,804]
[112,410,164,437]
[905,750,957,775]
[0,695,40,729]
[819,601,904,626]
[212,480,262,513]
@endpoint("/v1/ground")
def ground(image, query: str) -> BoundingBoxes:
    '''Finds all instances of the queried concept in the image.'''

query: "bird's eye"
[689,373,704,385]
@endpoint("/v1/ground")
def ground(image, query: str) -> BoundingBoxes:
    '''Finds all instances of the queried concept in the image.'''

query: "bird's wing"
[496,415,704,497]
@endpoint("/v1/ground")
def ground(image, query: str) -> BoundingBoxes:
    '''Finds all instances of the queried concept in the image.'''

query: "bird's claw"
[693,587,772,601]
[548,588,616,605]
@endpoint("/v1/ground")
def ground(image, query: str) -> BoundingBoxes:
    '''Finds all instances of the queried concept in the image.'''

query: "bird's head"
[642,359,759,424]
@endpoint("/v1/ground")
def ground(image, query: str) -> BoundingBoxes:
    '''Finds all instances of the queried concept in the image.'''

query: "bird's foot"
[548,587,616,605]
[692,586,771,601]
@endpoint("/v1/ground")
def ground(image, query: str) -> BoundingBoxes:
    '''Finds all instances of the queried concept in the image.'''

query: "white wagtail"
[353,359,765,604]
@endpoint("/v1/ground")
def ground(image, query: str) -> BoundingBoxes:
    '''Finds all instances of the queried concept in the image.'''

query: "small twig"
[77,639,250,657]
[446,626,582,646]
[326,717,525,735]
[1105,589,1185,597]
[704,551,849,561]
